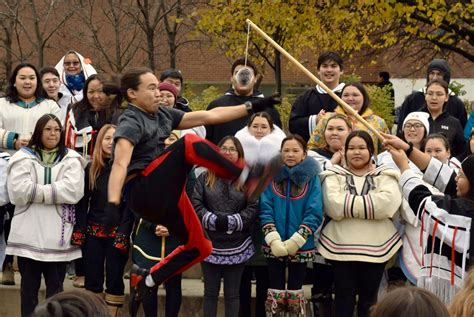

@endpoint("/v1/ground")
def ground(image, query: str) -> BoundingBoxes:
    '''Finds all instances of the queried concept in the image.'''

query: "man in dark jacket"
[396,59,467,136]
[289,51,345,142]
[160,68,192,112]
[205,58,281,145]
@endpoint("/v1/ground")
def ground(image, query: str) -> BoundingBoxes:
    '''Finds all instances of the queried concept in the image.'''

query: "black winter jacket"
[205,90,281,145]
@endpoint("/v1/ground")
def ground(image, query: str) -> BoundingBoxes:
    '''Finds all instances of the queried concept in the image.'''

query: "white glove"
[283,232,307,256]
[265,231,288,257]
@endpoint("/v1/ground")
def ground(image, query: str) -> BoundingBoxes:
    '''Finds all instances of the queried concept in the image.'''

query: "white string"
[244,21,251,67]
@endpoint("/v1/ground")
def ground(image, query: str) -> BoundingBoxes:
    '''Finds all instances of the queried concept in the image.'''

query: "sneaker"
[129,264,156,303]
[73,275,85,288]
[1,262,15,285]
[245,156,283,201]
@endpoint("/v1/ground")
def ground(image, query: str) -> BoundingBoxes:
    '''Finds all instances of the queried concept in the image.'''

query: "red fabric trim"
[148,190,212,282]
[451,227,458,286]
[183,134,244,178]
[420,207,426,266]
[141,151,172,176]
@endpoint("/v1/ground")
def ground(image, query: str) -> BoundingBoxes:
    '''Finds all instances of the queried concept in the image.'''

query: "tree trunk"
[147,30,155,71]
[274,49,282,94]
[168,32,177,68]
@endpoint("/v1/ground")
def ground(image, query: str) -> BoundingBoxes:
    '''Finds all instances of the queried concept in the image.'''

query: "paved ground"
[0,271,314,316]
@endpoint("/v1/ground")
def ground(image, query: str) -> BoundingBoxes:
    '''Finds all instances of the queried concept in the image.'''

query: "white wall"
[392,78,474,109]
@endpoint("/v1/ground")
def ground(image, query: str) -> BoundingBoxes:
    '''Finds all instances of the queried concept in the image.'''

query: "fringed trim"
[418,275,459,304]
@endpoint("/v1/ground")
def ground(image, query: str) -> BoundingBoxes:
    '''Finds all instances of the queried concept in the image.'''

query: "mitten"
[265,231,288,257]
[283,232,307,257]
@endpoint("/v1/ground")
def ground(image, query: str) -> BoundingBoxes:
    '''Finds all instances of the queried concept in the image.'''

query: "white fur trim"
[235,125,286,166]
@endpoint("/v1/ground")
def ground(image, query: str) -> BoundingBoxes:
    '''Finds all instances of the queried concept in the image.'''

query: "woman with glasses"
[424,79,466,157]
[192,136,258,317]
[378,111,429,172]
[54,50,97,107]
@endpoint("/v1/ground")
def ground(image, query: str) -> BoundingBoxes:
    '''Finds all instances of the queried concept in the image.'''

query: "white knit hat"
[403,111,430,133]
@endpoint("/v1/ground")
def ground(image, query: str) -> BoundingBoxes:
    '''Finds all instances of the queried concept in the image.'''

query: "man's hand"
[388,147,410,172]
[155,225,169,237]
[251,94,281,113]
[381,132,409,151]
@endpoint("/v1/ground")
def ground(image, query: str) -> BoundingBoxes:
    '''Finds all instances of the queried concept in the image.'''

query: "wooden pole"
[246,19,384,141]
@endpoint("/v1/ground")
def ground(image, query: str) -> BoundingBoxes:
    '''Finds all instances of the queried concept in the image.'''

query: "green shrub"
[366,84,395,129]
[186,85,222,111]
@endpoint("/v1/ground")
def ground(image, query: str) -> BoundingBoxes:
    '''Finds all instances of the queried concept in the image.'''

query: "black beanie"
[427,59,451,83]
[461,155,474,186]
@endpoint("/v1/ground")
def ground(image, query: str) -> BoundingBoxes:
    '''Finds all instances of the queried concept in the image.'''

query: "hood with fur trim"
[235,125,286,166]
[274,156,321,187]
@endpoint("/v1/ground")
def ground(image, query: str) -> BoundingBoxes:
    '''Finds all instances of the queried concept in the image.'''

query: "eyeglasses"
[404,123,425,130]
[220,147,238,154]
[64,61,80,66]
[426,92,446,99]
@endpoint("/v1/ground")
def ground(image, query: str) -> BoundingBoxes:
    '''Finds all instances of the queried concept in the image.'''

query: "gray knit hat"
[427,59,451,83]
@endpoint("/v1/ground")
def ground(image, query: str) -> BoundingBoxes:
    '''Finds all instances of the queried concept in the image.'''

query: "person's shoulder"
[295,87,317,100]
[207,94,230,109]
[447,94,465,106]
[402,90,424,102]
[371,164,400,180]
[62,149,87,166]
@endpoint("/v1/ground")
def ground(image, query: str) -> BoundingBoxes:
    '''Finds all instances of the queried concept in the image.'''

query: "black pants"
[2,203,14,267]
[128,134,244,285]
[201,262,246,317]
[267,258,307,290]
[17,257,67,317]
[142,273,182,317]
[84,235,128,295]
[239,265,269,317]
[332,260,386,317]
[312,262,334,295]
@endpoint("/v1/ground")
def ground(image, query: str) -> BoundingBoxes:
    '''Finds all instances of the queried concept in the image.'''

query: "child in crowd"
[260,135,323,316]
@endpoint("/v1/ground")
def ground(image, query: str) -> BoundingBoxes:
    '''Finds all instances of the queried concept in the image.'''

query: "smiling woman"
[0,63,61,153]
[308,82,389,154]
[55,50,97,106]
[6,114,86,316]
[64,74,123,158]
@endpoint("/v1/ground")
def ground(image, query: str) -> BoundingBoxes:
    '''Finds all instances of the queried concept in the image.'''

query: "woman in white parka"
[0,63,61,154]
[6,114,86,317]
[235,111,285,317]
